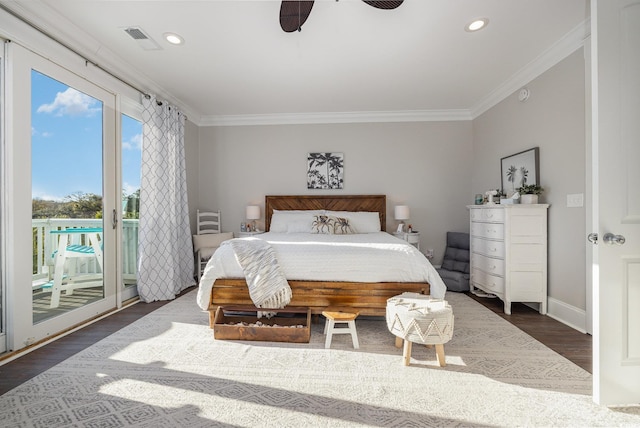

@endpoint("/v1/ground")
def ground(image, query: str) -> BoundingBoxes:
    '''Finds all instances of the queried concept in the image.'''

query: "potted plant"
[517,184,544,204]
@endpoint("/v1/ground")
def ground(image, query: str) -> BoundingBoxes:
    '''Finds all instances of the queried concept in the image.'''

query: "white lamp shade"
[246,205,260,220]
[394,205,410,221]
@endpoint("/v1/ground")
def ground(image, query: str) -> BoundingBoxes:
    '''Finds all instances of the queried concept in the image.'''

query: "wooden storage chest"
[213,306,311,343]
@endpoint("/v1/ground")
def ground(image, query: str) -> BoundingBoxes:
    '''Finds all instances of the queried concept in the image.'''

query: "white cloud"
[123,133,142,151]
[122,182,139,196]
[37,88,100,117]
[32,189,65,202]
[32,127,53,138]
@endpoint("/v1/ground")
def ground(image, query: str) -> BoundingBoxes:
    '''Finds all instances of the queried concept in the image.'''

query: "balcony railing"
[32,218,139,287]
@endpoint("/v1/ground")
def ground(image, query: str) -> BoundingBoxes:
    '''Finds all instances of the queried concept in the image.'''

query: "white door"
[591,0,640,405]
[5,43,118,351]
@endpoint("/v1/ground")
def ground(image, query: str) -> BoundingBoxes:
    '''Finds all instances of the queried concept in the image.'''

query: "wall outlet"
[425,249,434,259]
[567,193,584,208]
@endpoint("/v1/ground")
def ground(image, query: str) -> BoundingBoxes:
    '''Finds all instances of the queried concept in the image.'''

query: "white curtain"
[137,95,195,302]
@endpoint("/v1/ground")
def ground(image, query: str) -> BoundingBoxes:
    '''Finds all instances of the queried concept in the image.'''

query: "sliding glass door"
[31,70,108,322]
[5,43,118,351]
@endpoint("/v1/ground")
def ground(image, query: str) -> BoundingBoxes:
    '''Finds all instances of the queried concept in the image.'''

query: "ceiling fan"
[280,1,404,33]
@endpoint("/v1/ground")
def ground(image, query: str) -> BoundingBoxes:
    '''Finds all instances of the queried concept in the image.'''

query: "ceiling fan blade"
[280,1,315,32]
[362,1,404,9]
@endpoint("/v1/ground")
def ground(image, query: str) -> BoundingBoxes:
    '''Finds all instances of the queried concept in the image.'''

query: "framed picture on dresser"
[500,147,539,196]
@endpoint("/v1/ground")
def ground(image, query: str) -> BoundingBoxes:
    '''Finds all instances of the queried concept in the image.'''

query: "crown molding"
[470,19,590,119]
[198,109,473,127]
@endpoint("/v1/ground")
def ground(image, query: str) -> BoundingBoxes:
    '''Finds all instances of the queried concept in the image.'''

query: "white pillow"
[192,232,234,252]
[310,215,334,234]
[324,211,381,233]
[330,216,357,234]
[270,209,324,233]
[287,219,314,233]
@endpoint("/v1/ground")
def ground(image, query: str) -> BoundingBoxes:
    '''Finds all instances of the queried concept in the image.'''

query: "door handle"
[603,233,625,245]
[587,233,598,245]
[112,209,118,230]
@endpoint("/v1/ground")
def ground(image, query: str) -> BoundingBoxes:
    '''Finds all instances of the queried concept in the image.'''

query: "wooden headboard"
[265,195,387,232]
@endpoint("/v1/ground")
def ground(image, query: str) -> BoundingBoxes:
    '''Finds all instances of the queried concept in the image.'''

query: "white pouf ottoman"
[386,292,454,367]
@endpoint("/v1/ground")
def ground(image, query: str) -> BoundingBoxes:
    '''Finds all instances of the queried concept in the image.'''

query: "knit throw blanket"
[229,238,292,317]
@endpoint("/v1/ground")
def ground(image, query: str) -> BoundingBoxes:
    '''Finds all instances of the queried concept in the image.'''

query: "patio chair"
[48,227,104,308]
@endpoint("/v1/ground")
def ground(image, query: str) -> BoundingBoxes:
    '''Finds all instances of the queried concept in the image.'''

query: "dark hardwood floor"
[0,291,182,396]
[0,288,592,396]
[467,292,592,373]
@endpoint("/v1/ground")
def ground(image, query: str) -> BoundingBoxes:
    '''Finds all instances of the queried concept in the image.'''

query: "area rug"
[1,291,639,427]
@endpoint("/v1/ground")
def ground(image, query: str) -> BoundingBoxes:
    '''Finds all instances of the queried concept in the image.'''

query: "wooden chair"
[194,210,228,281]
[197,209,221,235]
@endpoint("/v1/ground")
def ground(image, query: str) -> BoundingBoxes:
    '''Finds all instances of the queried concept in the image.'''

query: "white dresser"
[467,204,549,315]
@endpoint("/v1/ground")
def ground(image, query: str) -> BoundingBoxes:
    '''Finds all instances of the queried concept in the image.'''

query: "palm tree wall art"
[307,152,344,189]
[500,147,540,197]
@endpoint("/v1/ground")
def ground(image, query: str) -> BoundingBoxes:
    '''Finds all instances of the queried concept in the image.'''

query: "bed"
[197,195,445,328]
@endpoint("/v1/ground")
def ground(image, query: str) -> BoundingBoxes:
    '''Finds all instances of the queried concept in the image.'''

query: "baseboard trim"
[546,297,587,334]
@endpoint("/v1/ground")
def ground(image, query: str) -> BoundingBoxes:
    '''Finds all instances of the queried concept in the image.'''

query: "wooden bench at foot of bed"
[207,278,430,328]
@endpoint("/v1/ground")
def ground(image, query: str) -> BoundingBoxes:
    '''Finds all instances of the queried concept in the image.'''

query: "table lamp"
[246,205,260,231]
[394,205,410,233]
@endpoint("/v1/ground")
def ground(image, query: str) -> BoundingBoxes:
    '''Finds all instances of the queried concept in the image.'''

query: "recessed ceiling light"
[163,32,184,45]
[465,18,489,32]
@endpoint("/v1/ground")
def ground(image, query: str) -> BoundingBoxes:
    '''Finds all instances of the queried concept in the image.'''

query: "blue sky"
[31,70,141,202]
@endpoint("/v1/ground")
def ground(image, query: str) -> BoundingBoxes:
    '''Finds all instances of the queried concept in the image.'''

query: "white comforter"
[196,232,446,310]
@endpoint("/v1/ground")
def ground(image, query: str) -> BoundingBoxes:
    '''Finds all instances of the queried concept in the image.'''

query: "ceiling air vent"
[123,27,161,50]
[124,27,148,40]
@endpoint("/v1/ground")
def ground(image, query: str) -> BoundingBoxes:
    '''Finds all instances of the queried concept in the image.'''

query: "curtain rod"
[0,3,150,99]
[149,97,188,118]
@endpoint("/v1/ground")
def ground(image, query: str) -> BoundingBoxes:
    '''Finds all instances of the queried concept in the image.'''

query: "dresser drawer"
[471,222,504,240]
[471,268,505,294]
[470,208,505,223]
[472,253,505,276]
[471,237,505,258]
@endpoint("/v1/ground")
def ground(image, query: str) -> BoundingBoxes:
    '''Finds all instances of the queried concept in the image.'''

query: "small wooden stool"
[322,309,360,349]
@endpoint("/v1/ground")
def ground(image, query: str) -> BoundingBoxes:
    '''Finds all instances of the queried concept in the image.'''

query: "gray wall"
[196,121,473,262]
[472,49,587,311]
[185,119,200,235]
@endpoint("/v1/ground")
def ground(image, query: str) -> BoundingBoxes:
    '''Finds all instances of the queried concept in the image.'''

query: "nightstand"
[237,231,264,238]
[394,231,420,250]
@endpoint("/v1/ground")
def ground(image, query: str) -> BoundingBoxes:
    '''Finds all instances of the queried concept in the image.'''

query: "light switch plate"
[567,193,584,207]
